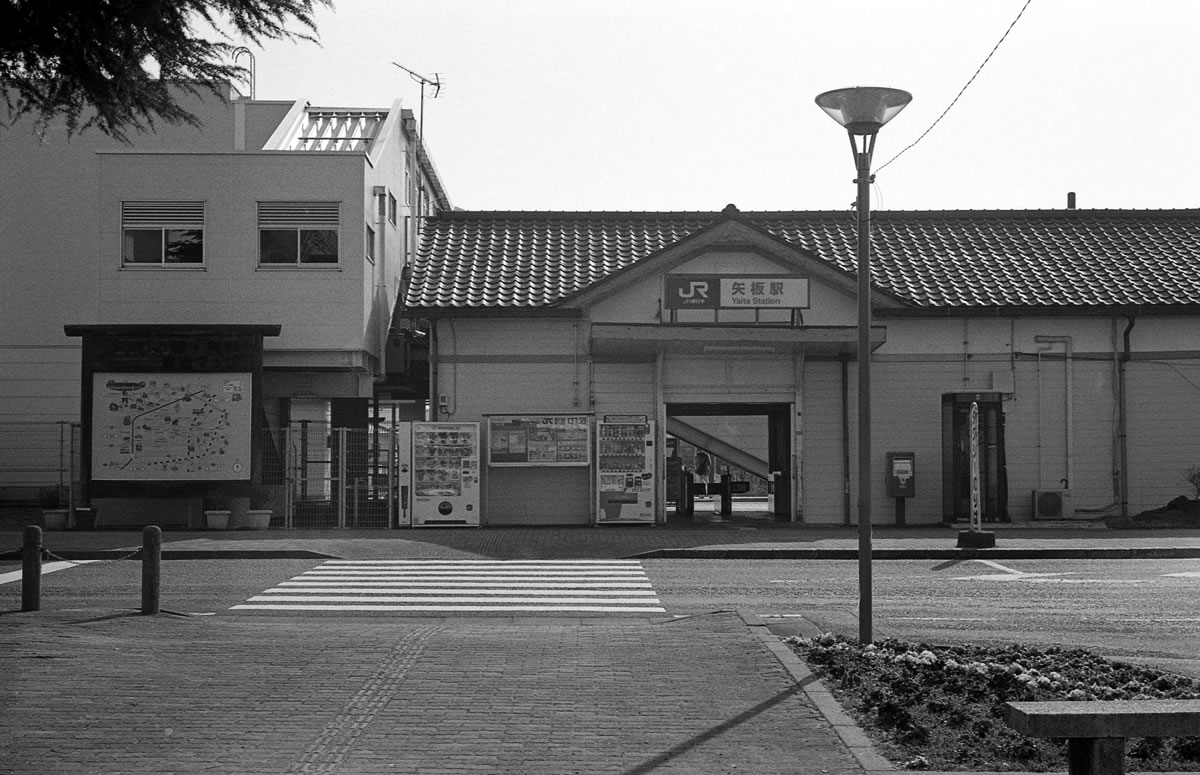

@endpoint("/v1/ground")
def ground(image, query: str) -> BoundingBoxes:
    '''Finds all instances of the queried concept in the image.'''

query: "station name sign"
[664,274,810,309]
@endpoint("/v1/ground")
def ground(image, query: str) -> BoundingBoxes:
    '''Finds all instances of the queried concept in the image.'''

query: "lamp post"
[815,86,912,644]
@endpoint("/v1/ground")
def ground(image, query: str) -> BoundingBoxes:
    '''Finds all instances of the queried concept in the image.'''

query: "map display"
[92,372,252,480]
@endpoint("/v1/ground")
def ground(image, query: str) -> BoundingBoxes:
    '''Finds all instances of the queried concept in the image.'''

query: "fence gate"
[282,423,399,529]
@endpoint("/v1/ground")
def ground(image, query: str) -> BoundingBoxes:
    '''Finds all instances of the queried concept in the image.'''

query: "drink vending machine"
[596,418,656,524]
[410,422,480,526]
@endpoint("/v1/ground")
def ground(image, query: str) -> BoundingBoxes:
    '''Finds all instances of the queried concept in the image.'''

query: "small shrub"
[1184,465,1200,499]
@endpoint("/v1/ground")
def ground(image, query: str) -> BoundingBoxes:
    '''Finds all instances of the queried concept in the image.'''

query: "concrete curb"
[634,547,1200,560]
[739,608,896,773]
[39,549,338,561]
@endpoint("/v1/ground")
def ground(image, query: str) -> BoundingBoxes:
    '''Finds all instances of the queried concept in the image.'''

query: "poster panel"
[486,414,591,467]
[91,372,252,480]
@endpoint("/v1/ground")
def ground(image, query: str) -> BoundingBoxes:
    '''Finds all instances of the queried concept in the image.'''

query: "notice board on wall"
[486,414,592,467]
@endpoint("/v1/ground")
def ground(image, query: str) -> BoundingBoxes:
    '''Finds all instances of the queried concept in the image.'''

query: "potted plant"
[203,489,232,530]
[39,487,70,530]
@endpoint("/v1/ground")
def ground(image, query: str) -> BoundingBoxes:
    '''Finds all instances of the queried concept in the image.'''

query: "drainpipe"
[1117,317,1135,518]
[428,323,439,421]
[841,354,851,526]
[372,187,388,383]
[1035,335,1073,490]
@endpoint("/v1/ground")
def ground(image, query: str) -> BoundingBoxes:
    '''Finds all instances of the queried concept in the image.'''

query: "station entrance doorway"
[664,403,792,519]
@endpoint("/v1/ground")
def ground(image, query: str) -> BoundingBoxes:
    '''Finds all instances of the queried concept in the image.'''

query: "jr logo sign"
[664,276,718,308]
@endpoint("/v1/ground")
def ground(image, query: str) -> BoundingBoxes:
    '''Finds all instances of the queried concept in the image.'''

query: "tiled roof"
[405,208,1200,309]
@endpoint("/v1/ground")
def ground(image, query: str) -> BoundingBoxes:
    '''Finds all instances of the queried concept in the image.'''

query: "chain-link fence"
[2,421,402,528]
[0,422,81,506]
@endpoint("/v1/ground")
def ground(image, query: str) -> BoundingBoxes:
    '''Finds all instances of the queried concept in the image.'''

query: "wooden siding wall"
[798,359,846,523]
[434,317,1200,526]
[661,356,795,403]
[592,362,655,416]
[1126,357,1200,512]
[439,318,592,524]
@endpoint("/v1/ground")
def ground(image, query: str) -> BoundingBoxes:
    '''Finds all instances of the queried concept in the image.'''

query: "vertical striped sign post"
[957,401,996,548]
[970,402,982,534]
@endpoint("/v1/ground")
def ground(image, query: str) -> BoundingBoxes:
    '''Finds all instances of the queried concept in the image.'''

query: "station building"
[404,205,1200,527]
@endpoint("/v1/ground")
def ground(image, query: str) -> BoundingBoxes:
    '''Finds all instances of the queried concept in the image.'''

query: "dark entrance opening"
[942,392,1008,522]
[665,403,791,519]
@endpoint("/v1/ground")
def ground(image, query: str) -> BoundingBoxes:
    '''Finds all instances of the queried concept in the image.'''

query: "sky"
[232,0,1200,213]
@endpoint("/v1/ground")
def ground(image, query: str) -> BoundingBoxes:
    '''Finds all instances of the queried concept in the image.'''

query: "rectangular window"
[365,224,375,263]
[388,192,398,225]
[122,202,204,266]
[258,202,339,266]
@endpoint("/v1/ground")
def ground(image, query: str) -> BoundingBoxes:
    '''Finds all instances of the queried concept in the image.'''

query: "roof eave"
[400,306,583,319]
[876,303,1200,318]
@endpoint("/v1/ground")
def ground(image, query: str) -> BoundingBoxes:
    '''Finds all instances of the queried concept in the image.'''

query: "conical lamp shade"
[815,87,912,135]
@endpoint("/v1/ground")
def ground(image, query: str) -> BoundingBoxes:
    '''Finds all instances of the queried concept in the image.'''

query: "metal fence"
[1,421,402,528]
[270,422,402,529]
[0,422,81,505]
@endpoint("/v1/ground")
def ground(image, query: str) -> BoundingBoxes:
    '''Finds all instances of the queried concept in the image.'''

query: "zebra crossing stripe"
[230,559,666,613]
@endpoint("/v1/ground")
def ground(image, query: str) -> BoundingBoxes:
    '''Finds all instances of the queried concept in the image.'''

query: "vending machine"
[411,422,480,526]
[596,417,656,524]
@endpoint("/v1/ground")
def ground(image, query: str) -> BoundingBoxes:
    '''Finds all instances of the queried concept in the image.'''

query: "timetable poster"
[486,415,591,466]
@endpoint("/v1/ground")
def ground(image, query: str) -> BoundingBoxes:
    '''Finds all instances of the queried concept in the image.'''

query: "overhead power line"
[875,0,1035,174]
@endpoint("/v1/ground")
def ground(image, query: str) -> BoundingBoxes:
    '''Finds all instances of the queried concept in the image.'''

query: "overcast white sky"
[237,0,1200,213]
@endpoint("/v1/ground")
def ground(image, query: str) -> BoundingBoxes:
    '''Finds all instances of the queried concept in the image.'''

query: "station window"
[121,201,204,266]
[258,202,339,266]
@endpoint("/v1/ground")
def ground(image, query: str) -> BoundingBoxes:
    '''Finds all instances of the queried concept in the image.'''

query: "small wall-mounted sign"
[664,274,810,310]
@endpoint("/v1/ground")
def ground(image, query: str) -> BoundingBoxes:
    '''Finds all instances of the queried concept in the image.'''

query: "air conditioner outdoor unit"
[1032,489,1074,520]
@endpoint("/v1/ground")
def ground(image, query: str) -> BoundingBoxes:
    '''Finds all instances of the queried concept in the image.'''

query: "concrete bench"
[1004,700,1200,775]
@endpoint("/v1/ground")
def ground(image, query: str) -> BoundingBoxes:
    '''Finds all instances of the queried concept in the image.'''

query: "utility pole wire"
[875,0,1035,174]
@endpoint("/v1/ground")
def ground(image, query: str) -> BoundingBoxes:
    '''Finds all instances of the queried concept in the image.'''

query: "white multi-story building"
[1,82,448,514]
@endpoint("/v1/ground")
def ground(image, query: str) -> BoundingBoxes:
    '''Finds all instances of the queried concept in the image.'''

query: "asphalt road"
[3,555,1198,676]
[647,557,1200,677]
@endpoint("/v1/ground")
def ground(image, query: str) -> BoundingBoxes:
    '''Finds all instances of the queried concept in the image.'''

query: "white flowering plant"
[787,633,1200,771]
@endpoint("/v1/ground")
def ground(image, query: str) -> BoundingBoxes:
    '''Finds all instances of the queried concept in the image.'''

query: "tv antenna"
[391,62,442,136]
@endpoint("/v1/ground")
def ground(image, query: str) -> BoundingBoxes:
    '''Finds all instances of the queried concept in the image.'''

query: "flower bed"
[786,634,1200,771]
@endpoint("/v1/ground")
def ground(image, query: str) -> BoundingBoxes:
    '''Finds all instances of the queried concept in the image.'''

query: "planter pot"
[204,510,231,530]
[74,507,97,530]
[245,510,272,530]
[42,509,70,531]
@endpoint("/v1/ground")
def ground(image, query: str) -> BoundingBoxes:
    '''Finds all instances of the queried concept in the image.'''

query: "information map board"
[91,372,253,480]
[486,415,591,467]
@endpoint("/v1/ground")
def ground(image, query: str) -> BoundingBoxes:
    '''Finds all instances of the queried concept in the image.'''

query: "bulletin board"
[486,414,592,467]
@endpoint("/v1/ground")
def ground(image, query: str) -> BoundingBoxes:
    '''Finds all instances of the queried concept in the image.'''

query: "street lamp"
[815,86,912,644]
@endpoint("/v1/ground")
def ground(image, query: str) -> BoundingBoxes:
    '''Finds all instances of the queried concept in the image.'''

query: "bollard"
[22,525,42,612]
[141,525,161,615]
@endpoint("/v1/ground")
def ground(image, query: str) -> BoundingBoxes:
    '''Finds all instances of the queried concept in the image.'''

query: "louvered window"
[258,201,340,265]
[122,201,204,266]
